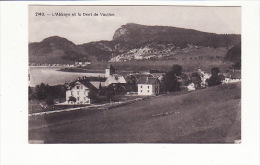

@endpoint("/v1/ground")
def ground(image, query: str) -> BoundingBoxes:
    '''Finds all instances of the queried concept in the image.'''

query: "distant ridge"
[29,23,241,64]
[113,23,240,47]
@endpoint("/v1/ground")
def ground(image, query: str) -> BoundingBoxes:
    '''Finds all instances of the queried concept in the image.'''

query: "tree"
[115,84,127,95]
[106,86,115,102]
[232,62,241,70]
[207,75,222,87]
[171,64,182,76]
[191,72,201,79]
[208,67,222,87]
[35,83,49,100]
[45,95,54,105]
[126,75,137,92]
[28,86,34,100]
[161,71,181,92]
[211,67,220,76]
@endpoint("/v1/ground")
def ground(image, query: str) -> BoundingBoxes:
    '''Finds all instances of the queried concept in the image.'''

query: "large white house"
[65,64,126,104]
[137,77,160,96]
[66,79,97,105]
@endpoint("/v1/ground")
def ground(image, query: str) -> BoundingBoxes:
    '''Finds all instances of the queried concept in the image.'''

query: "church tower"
[105,64,115,77]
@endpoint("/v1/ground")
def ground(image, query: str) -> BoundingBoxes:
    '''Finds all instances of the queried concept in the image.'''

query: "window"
[148,90,149,93]
[77,86,80,89]
[141,86,142,88]
[77,97,79,101]
[141,90,142,93]
[84,97,86,101]
[84,91,86,95]
[81,85,83,89]
[71,91,73,95]
[148,86,149,89]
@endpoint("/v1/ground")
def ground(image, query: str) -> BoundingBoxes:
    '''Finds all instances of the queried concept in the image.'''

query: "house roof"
[218,74,226,80]
[106,75,126,85]
[137,77,158,85]
[90,81,102,89]
[81,76,107,82]
[151,73,165,78]
[225,71,241,79]
[132,74,154,80]
[68,79,97,91]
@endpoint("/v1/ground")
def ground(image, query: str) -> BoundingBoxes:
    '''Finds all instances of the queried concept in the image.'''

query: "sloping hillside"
[29,23,241,64]
[226,43,241,62]
[113,23,240,48]
[29,82,241,143]
[29,36,89,64]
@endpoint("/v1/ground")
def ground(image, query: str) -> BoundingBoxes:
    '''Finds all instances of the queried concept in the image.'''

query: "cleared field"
[85,47,232,73]
[29,82,241,143]
[89,60,232,75]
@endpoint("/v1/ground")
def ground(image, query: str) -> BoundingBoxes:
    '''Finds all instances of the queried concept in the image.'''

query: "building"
[66,79,98,105]
[198,68,211,87]
[79,64,126,88]
[187,83,196,91]
[65,65,127,104]
[151,73,165,82]
[105,64,116,77]
[137,77,160,96]
[104,64,126,86]
[223,70,241,84]
[75,61,91,67]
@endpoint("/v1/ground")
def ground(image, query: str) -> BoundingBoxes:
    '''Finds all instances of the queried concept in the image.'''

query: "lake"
[29,67,105,87]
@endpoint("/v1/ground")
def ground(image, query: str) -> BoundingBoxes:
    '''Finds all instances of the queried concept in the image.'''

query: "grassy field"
[87,60,232,75]
[29,82,241,143]
[83,47,232,73]
[30,46,233,74]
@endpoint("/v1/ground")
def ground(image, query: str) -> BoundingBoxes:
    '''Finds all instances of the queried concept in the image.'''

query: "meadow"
[88,47,233,73]
[29,82,241,143]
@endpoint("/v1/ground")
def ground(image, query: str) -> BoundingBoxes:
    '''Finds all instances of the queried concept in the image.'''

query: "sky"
[29,6,241,45]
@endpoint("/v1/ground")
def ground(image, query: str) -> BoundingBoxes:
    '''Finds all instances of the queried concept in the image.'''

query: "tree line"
[29,83,67,105]
[161,65,224,93]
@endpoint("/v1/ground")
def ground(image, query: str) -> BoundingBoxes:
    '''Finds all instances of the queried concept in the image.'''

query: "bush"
[45,95,54,105]
[207,75,222,87]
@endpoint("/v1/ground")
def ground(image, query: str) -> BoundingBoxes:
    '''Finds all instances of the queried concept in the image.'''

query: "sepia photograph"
[28,5,241,144]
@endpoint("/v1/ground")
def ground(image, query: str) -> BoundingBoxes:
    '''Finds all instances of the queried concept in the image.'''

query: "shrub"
[45,95,54,105]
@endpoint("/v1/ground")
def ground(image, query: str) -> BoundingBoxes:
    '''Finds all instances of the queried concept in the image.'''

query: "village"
[63,64,240,105]
[28,62,241,114]
[29,61,91,67]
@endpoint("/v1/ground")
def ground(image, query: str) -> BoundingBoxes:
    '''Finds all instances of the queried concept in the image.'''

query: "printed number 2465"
[35,12,45,16]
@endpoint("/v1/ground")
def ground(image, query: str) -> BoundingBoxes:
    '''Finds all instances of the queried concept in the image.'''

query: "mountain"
[113,23,240,48]
[29,23,241,64]
[29,36,88,64]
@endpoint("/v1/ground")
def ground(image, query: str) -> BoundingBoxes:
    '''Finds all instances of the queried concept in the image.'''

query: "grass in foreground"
[29,82,241,143]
